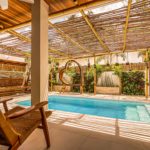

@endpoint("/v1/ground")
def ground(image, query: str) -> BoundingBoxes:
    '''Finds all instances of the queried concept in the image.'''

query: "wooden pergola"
[0,0,149,59]
[0,0,150,100]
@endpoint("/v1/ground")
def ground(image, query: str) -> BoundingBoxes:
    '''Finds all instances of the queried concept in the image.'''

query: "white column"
[31,0,49,105]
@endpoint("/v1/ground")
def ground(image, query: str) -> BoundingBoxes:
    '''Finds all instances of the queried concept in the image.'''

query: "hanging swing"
[59,60,82,86]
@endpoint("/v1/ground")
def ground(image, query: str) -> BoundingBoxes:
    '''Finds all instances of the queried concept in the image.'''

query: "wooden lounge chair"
[0,96,13,112]
[0,99,52,150]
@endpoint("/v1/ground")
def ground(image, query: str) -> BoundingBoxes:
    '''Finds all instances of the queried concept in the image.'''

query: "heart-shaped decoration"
[59,60,82,86]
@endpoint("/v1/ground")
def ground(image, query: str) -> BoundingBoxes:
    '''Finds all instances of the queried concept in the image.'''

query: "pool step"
[137,106,150,123]
[125,107,139,121]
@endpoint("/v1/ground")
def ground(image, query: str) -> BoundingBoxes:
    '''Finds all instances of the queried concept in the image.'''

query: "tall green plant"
[72,72,80,92]
[65,67,80,92]
[96,56,105,64]
[66,67,76,77]
[95,64,103,77]
[138,50,150,62]
[122,71,145,95]
[112,65,123,78]
[84,67,94,93]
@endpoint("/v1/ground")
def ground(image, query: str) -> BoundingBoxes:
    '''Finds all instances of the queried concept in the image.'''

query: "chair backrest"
[0,111,20,146]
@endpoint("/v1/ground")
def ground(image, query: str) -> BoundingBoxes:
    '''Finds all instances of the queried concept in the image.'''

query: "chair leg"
[3,101,8,113]
[40,108,51,148]
[9,141,20,150]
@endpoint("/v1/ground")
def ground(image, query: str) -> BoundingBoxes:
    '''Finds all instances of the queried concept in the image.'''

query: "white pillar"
[31,0,49,105]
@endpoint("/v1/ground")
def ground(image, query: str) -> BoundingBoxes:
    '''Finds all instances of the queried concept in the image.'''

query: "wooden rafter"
[6,30,31,43]
[80,9,110,53]
[49,48,71,57]
[93,55,96,95]
[123,0,132,52]
[0,45,30,57]
[145,49,149,98]
[0,45,67,58]
[57,48,149,60]
[0,0,119,32]
[6,29,69,57]
[48,21,93,54]
[0,0,149,59]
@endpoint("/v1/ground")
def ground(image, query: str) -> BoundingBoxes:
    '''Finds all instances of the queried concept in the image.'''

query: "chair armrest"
[7,101,48,119]
[0,97,13,103]
[0,97,13,112]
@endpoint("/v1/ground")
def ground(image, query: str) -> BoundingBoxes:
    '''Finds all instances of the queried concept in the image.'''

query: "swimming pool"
[17,95,150,123]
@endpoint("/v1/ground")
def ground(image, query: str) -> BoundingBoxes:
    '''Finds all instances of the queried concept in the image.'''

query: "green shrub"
[72,73,80,92]
[84,67,94,93]
[121,71,145,95]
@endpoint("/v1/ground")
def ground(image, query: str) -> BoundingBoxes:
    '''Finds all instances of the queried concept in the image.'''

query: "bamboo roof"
[0,0,150,59]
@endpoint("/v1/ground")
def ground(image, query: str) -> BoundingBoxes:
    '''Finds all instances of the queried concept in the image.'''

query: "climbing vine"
[121,71,145,95]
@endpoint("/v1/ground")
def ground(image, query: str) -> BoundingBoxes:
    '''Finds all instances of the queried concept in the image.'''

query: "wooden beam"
[0,45,30,57]
[49,0,120,20]
[0,44,67,58]
[80,9,110,53]
[48,21,93,54]
[49,48,72,57]
[80,66,84,94]
[145,50,149,99]
[123,0,132,52]
[6,30,31,43]
[49,70,53,92]
[94,55,96,95]
[0,0,120,33]
[6,29,70,57]
[0,21,31,33]
[57,48,149,60]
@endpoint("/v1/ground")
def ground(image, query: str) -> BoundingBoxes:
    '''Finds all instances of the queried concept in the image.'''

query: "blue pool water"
[17,95,150,123]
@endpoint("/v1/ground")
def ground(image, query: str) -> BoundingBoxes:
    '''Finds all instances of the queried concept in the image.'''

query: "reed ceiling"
[0,0,150,59]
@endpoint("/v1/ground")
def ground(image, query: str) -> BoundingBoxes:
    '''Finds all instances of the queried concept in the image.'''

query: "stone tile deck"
[1,93,150,150]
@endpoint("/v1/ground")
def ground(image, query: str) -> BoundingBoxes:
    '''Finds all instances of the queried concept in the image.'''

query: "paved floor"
[1,94,150,150]
[1,110,150,150]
